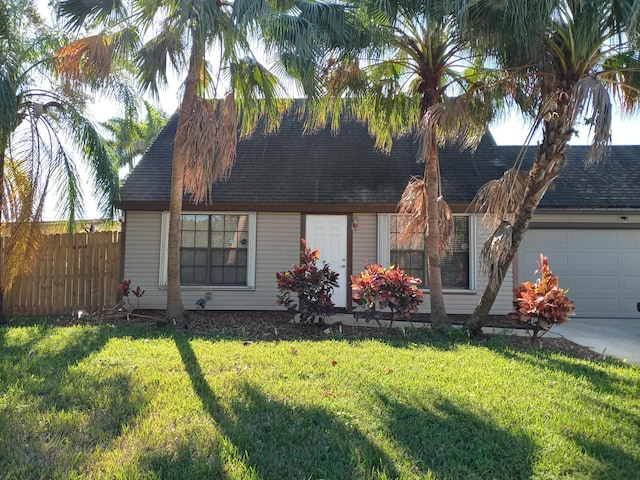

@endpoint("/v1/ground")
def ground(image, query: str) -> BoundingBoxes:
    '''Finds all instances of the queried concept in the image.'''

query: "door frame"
[301,213,353,312]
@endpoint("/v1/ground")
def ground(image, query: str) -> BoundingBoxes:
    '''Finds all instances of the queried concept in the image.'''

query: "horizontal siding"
[123,211,165,309]
[187,212,300,311]
[124,210,514,315]
[351,213,377,274]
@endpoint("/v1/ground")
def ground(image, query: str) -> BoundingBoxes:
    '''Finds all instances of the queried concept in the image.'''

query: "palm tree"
[57,0,356,321]
[0,0,124,321]
[463,0,640,335]
[102,101,168,174]
[318,0,495,331]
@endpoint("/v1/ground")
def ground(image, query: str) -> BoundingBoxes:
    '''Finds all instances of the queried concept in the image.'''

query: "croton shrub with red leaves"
[117,279,145,312]
[276,239,339,323]
[351,264,423,320]
[509,254,575,339]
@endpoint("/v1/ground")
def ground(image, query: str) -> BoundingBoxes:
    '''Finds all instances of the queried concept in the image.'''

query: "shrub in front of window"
[351,264,423,325]
[276,239,339,323]
[509,254,575,341]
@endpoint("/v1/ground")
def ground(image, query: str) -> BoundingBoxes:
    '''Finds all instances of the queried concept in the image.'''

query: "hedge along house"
[114,111,640,318]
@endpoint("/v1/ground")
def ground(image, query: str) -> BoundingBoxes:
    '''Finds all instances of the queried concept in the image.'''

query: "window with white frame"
[380,214,473,290]
[159,212,256,288]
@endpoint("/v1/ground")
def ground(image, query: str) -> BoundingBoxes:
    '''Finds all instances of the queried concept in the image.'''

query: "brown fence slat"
[2,230,122,317]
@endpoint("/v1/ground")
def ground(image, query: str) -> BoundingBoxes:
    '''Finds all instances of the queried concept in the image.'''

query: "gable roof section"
[117,112,506,212]
[498,145,640,210]
[116,111,640,212]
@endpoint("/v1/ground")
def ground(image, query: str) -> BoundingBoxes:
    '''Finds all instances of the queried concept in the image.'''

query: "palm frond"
[50,144,84,228]
[1,156,46,291]
[429,96,489,150]
[470,167,528,229]
[480,219,513,288]
[57,0,129,32]
[56,102,119,218]
[569,76,611,165]
[228,57,290,136]
[181,93,238,204]
[397,176,454,255]
[54,34,117,86]
[136,22,186,96]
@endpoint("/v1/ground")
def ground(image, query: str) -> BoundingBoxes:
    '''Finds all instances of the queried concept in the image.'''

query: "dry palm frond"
[181,92,238,204]
[469,167,528,229]
[1,158,46,291]
[397,177,454,255]
[569,76,611,165]
[480,219,512,287]
[55,35,116,86]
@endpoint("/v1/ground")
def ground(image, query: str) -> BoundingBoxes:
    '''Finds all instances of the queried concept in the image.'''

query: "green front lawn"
[1,319,638,479]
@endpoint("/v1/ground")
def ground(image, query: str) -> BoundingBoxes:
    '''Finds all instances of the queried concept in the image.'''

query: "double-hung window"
[380,214,473,290]
[160,212,256,288]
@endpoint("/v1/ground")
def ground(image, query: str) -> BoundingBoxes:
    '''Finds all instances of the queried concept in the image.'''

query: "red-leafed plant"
[276,239,339,323]
[351,264,423,327]
[117,279,145,313]
[509,254,575,340]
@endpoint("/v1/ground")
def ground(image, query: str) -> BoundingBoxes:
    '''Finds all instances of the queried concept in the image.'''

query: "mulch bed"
[56,309,603,362]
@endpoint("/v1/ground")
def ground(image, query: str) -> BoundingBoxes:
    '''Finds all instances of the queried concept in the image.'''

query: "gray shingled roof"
[116,111,640,212]
[498,145,640,210]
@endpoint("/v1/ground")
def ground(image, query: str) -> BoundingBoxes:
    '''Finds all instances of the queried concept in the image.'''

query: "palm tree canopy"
[464,0,640,161]
[102,101,168,173]
[1,0,124,224]
[0,0,129,292]
[314,0,500,153]
[57,0,360,201]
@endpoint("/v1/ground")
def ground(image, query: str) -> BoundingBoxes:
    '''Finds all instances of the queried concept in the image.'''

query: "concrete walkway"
[550,317,640,365]
[331,314,640,365]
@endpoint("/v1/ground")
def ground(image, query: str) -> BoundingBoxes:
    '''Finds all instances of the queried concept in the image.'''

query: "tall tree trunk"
[425,129,450,331]
[165,42,204,321]
[465,95,573,335]
[0,148,5,324]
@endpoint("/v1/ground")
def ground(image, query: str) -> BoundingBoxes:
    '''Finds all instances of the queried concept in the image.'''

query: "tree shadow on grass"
[375,391,535,479]
[487,339,640,397]
[567,433,640,479]
[0,324,146,479]
[172,335,398,479]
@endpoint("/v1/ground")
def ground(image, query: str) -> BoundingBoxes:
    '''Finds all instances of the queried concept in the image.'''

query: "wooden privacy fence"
[3,231,122,317]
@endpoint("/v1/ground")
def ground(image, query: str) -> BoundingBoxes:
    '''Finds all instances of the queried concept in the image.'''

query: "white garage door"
[519,229,640,318]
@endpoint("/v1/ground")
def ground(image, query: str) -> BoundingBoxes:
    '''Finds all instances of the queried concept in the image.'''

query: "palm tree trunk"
[466,102,572,336]
[0,148,5,324]
[165,42,205,321]
[425,131,450,331]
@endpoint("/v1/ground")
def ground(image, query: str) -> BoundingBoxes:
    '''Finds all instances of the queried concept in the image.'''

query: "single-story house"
[115,111,640,318]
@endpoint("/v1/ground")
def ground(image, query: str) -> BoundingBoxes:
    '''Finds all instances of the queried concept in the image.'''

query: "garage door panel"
[573,275,619,290]
[573,251,619,270]
[576,298,620,315]
[519,229,640,318]
[522,251,568,270]
[621,275,640,290]
[620,232,640,248]
[571,231,617,248]
[620,253,640,272]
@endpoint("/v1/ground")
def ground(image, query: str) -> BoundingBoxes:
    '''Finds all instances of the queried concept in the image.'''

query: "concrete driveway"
[552,317,640,365]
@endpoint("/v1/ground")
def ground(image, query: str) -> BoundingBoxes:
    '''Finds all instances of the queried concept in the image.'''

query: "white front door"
[306,215,348,308]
